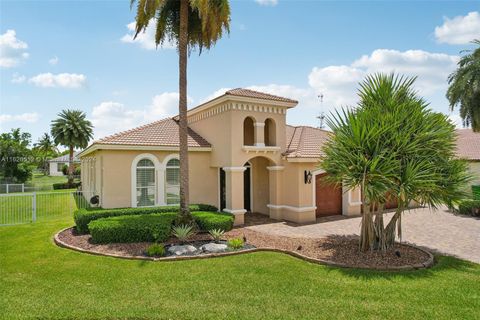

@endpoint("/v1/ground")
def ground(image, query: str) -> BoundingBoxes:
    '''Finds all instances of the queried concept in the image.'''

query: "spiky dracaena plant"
[130,0,230,225]
[321,73,471,252]
[447,39,480,132]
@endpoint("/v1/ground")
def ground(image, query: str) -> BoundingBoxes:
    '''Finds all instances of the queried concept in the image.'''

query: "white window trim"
[131,153,162,208]
[163,154,180,206]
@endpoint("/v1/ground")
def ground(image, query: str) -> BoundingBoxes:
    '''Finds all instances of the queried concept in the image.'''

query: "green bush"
[458,199,480,216]
[74,204,218,234]
[53,182,81,190]
[145,243,166,257]
[227,238,244,250]
[88,213,177,244]
[472,185,480,200]
[192,211,234,232]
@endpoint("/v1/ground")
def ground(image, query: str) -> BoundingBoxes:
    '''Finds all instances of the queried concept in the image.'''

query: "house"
[48,152,80,176]
[455,129,480,188]
[79,88,362,225]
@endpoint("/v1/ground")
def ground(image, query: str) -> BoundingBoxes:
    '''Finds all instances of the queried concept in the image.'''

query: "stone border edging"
[53,227,434,271]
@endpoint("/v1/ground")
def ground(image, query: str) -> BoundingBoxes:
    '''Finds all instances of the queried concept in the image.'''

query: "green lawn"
[0,191,86,225]
[30,172,69,188]
[1,214,479,319]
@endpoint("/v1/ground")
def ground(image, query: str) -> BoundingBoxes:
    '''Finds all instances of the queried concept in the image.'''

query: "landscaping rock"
[200,242,228,253]
[168,245,198,256]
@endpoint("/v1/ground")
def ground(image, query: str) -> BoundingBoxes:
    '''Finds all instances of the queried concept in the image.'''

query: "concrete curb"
[54,226,435,271]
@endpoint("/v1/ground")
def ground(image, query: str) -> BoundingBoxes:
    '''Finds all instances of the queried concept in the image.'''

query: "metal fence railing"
[0,191,92,226]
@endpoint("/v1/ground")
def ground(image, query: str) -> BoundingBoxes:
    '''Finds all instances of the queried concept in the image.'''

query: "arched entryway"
[244,156,272,215]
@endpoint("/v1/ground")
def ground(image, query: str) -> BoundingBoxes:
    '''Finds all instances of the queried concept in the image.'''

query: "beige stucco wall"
[81,150,217,209]
[188,103,285,168]
[469,161,480,187]
[250,157,270,214]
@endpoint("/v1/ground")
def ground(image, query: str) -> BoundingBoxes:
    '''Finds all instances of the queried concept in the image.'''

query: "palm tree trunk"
[68,145,74,185]
[177,0,191,223]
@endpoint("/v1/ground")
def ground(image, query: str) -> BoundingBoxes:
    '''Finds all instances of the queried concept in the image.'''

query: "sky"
[1,0,479,144]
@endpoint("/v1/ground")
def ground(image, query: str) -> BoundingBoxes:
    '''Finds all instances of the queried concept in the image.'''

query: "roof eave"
[78,143,212,158]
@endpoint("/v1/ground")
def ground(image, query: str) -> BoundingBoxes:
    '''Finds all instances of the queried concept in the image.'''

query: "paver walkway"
[246,207,480,263]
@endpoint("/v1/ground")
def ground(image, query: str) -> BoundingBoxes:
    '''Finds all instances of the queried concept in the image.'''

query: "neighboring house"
[455,129,480,187]
[48,152,80,176]
[79,88,362,225]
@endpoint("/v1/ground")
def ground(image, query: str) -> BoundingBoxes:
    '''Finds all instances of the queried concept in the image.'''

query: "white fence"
[0,191,93,226]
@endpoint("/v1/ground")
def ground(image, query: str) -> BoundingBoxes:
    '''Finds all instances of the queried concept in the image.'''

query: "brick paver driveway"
[247,206,480,263]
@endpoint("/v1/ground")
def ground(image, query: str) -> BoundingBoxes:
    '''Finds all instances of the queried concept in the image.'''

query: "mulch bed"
[56,226,432,270]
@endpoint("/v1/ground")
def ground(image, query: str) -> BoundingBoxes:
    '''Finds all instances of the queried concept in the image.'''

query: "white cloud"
[448,113,464,128]
[435,11,480,45]
[0,112,39,124]
[307,49,459,111]
[28,73,87,88]
[121,21,175,50]
[352,49,459,94]
[200,87,232,103]
[0,30,29,68]
[90,92,191,139]
[48,56,59,65]
[11,73,26,83]
[255,0,278,6]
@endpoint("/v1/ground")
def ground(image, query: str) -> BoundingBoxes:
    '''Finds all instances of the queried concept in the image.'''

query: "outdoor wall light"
[304,170,312,184]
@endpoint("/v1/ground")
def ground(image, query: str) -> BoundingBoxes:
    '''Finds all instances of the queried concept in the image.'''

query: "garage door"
[315,173,342,217]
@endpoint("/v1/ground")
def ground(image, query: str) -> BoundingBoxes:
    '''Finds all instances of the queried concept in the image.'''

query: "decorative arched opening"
[243,116,255,146]
[264,118,276,146]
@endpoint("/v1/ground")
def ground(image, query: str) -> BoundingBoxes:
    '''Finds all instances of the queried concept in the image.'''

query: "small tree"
[51,110,93,185]
[0,129,33,183]
[321,73,470,251]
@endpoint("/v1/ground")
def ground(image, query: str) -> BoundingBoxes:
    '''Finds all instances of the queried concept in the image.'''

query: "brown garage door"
[315,173,342,217]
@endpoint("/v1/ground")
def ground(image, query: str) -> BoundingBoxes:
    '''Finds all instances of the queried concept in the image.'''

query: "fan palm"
[51,110,93,184]
[34,133,58,175]
[447,39,480,132]
[130,0,230,224]
[321,73,470,251]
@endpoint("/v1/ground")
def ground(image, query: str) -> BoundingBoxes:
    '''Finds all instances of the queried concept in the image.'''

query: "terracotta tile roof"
[284,125,332,158]
[455,129,480,160]
[226,88,298,104]
[94,118,211,148]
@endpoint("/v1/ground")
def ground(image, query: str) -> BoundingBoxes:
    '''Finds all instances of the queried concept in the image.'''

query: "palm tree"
[130,0,230,224]
[34,133,58,175]
[321,73,470,251]
[51,110,93,185]
[447,39,480,132]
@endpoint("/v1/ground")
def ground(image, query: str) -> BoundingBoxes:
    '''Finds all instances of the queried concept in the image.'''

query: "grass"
[0,191,86,225]
[0,213,479,319]
[29,172,69,188]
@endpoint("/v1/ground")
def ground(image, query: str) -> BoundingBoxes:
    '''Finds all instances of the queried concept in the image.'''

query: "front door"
[244,165,251,212]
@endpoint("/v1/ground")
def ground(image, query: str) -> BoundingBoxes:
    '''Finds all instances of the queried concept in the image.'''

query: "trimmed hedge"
[89,213,177,244]
[87,211,234,244]
[192,211,234,232]
[53,182,81,190]
[74,204,218,234]
[458,200,480,217]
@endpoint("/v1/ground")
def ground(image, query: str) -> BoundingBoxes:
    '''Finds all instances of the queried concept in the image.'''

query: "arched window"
[136,159,156,207]
[264,118,276,146]
[165,158,180,205]
[243,117,255,146]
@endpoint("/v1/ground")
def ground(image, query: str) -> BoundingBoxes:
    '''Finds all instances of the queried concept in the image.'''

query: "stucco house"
[48,152,80,176]
[79,88,362,225]
[455,129,480,188]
